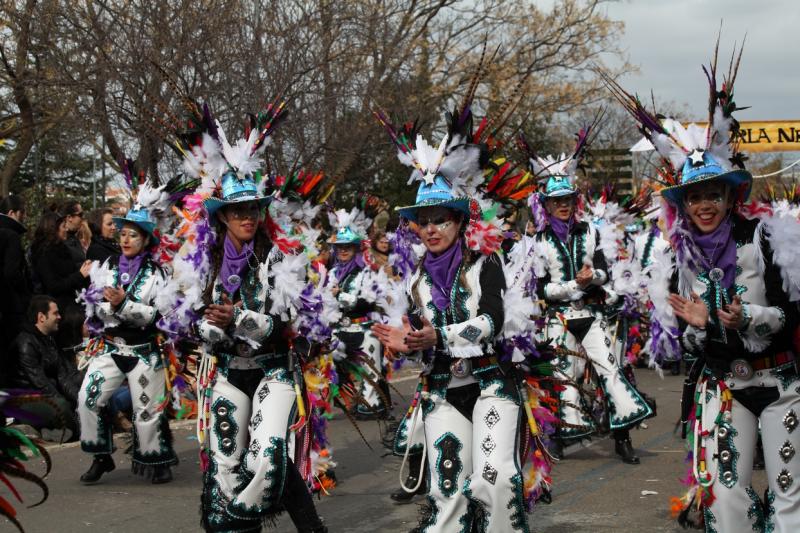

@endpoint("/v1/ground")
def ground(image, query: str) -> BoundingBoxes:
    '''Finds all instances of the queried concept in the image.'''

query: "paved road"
[9,367,765,532]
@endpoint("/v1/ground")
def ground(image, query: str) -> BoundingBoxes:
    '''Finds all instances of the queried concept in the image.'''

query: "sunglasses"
[226,204,262,220]
[417,215,454,228]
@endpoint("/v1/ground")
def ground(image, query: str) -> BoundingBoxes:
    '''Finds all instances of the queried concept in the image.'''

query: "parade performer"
[76,162,178,484]
[606,41,800,532]
[372,76,556,531]
[328,208,393,420]
[160,98,330,532]
[521,127,653,464]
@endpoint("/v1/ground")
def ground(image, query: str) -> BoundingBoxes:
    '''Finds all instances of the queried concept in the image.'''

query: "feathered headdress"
[327,207,371,245]
[601,36,751,206]
[517,116,601,231]
[375,44,529,255]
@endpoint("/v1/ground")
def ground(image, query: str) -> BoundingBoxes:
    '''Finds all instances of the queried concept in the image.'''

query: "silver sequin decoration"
[784,410,798,433]
[777,469,794,492]
[780,440,795,463]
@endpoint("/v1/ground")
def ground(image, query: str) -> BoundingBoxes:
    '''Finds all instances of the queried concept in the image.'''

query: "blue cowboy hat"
[542,175,577,198]
[113,208,159,245]
[327,226,365,245]
[661,150,752,205]
[395,175,471,222]
[203,170,272,219]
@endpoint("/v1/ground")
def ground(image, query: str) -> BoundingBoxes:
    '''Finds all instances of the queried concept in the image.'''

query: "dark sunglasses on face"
[417,215,453,228]
[227,204,262,220]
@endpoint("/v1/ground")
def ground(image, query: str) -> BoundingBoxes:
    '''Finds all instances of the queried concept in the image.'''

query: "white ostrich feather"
[332,207,371,237]
[268,252,310,320]
[762,213,800,301]
[610,258,644,297]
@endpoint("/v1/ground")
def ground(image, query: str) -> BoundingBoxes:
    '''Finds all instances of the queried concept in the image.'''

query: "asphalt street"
[9,366,767,533]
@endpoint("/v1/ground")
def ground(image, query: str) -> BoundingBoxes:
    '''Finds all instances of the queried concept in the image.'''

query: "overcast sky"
[603,0,799,121]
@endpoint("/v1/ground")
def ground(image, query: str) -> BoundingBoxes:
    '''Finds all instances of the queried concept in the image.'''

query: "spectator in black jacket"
[0,195,32,382]
[30,210,91,350]
[58,199,86,267]
[86,207,120,262]
[10,295,81,441]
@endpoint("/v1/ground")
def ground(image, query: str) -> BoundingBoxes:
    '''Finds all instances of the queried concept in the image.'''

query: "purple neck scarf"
[691,217,737,289]
[548,215,573,243]
[424,240,463,311]
[334,252,365,284]
[220,235,254,294]
[118,253,145,287]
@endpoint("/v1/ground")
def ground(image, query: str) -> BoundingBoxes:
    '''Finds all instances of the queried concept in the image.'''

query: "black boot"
[391,453,428,503]
[549,438,565,460]
[80,454,115,484]
[151,465,173,484]
[282,459,327,532]
[613,429,640,465]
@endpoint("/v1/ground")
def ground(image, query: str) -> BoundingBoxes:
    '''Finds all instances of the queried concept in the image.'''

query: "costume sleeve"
[438,254,505,358]
[197,318,232,345]
[739,233,798,350]
[543,278,584,301]
[115,268,165,327]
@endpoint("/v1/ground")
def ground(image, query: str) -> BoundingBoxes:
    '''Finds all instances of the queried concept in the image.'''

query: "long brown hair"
[201,216,272,304]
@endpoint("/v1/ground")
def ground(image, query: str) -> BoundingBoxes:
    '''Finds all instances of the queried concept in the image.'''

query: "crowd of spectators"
[0,195,132,441]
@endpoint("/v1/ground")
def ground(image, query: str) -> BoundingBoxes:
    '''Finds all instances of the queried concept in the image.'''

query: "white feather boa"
[643,244,681,366]
[761,213,800,301]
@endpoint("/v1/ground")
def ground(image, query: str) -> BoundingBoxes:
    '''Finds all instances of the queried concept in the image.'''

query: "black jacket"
[10,325,82,404]
[86,235,120,263]
[31,240,89,314]
[64,232,86,267]
[0,213,32,328]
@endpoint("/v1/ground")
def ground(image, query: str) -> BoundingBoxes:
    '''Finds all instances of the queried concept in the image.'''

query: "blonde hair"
[77,221,92,251]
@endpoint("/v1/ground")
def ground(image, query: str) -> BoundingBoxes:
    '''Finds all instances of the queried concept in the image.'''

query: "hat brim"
[204,195,272,219]
[113,217,160,246]
[395,197,471,222]
[661,169,753,205]
[543,188,578,199]
[327,237,363,245]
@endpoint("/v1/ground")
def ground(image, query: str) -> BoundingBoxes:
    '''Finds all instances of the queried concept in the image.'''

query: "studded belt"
[340,316,371,328]
[450,356,497,378]
[104,338,155,358]
[727,352,795,380]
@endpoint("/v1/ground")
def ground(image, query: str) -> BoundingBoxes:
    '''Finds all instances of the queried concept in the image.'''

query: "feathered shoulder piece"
[601,36,748,189]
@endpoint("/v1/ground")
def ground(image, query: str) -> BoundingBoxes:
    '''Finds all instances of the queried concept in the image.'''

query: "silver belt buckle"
[341,317,352,327]
[730,358,754,380]
[571,300,585,311]
[450,358,472,378]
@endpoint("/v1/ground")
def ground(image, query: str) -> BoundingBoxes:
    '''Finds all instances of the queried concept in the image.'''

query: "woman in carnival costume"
[76,160,178,484]
[328,208,395,420]
[521,126,653,464]
[163,99,331,532]
[606,41,800,532]
[371,83,558,531]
